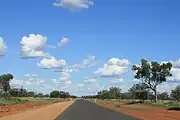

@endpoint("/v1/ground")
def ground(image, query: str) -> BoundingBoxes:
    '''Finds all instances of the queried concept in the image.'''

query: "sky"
[0,0,180,96]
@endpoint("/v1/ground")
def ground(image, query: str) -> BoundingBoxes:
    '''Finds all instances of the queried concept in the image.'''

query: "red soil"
[98,101,180,120]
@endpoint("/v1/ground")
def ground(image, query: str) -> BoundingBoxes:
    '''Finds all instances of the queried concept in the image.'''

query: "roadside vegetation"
[82,59,180,111]
[0,74,77,106]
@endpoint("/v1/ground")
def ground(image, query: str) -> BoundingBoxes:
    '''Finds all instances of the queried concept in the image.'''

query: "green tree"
[27,91,35,97]
[9,88,19,97]
[128,83,148,102]
[170,85,180,102]
[98,90,110,99]
[0,74,13,93]
[157,92,169,102]
[109,87,121,99]
[132,59,172,103]
[50,90,60,98]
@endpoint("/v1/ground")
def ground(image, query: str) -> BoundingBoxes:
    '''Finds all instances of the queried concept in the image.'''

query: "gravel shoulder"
[0,101,74,120]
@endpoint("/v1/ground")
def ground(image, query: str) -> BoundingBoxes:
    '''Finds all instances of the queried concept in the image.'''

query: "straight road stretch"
[56,100,139,120]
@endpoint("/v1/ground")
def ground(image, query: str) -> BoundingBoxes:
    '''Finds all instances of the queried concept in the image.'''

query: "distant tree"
[158,92,169,102]
[132,59,172,103]
[43,94,49,97]
[37,93,44,97]
[27,91,35,97]
[18,86,27,97]
[50,90,60,98]
[121,92,132,99]
[170,85,180,102]
[128,83,148,102]
[98,90,110,99]
[9,88,19,97]
[109,87,121,99]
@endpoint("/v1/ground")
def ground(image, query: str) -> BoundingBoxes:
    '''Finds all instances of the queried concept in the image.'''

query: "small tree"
[158,92,169,102]
[170,85,180,102]
[50,90,60,98]
[128,83,148,102]
[132,59,172,103]
[109,87,121,99]
[0,74,13,99]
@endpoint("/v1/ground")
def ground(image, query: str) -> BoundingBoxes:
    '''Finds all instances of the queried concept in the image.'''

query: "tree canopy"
[132,59,172,102]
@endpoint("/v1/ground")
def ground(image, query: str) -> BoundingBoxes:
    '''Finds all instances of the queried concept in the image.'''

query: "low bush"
[167,106,180,111]
[115,104,121,107]
[125,101,144,105]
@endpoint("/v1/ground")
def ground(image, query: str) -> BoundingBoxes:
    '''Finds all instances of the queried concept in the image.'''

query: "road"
[56,100,139,120]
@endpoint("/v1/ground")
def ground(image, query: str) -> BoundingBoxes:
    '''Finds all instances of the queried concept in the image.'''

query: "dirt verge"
[0,101,74,120]
[95,100,180,120]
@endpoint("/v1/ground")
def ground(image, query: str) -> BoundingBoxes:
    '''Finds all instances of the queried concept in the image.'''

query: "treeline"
[82,85,180,102]
[0,74,77,100]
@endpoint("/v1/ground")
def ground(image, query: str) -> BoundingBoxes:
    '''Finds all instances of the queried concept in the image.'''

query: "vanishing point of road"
[56,100,139,120]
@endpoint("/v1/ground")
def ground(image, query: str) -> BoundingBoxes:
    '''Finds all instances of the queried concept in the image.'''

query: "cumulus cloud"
[0,37,7,56]
[171,59,180,68]
[58,37,70,47]
[59,71,70,81]
[53,0,93,12]
[169,68,180,81]
[37,56,66,69]
[94,58,131,77]
[69,56,97,71]
[20,34,48,58]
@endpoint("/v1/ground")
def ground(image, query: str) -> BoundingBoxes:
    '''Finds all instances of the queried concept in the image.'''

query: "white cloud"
[172,58,180,68]
[47,44,57,49]
[84,78,97,83]
[78,84,84,87]
[20,34,48,58]
[157,82,180,93]
[110,78,124,84]
[25,74,30,77]
[37,56,66,69]
[0,37,7,56]
[58,37,70,47]
[53,0,93,12]
[59,71,70,81]
[94,58,130,77]
[169,68,180,81]
[69,56,97,71]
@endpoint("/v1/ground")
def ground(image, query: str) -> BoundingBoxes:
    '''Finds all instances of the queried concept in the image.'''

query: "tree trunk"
[154,88,157,103]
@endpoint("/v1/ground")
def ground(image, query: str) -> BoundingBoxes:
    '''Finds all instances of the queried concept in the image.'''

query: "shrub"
[115,104,121,107]
[167,106,180,111]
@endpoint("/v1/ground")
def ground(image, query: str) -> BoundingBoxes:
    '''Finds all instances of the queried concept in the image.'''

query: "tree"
[98,90,110,99]
[9,88,19,97]
[170,85,180,102]
[50,90,60,98]
[128,83,148,102]
[158,92,169,102]
[18,86,27,97]
[109,87,121,99]
[27,91,35,97]
[132,59,172,103]
[0,74,13,93]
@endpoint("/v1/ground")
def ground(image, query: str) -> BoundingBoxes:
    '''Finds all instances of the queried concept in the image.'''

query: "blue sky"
[0,0,180,96]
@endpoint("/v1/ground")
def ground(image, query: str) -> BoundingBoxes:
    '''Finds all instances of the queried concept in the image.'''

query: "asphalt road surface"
[56,100,139,120]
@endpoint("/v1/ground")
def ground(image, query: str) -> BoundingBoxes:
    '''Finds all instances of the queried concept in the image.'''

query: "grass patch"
[115,104,151,111]
[0,98,28,106]
[151,103,165,107]
[0,97,67,106]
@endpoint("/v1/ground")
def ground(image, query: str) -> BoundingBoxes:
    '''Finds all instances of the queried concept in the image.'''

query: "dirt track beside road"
[0,101,74,120]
